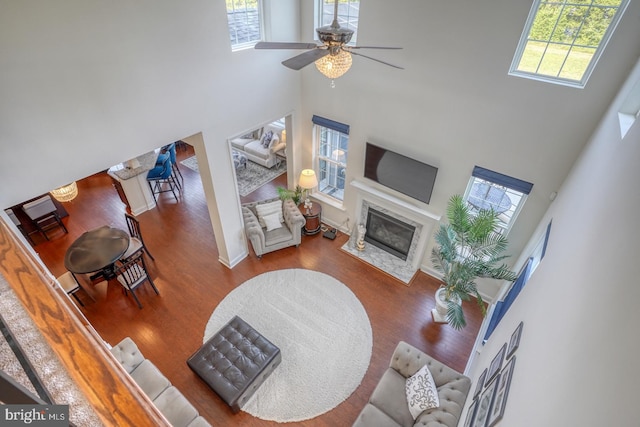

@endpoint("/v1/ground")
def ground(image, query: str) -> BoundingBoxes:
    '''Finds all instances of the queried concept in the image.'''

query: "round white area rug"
[204,269,372,422]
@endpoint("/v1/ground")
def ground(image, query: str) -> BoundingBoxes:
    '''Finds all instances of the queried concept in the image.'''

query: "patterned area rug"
[180,156,286,197]
[204,269,372,422]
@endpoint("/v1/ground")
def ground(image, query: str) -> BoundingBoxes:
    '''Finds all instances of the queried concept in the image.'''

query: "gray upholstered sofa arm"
[242,206,266,256]
[282,199,305,242]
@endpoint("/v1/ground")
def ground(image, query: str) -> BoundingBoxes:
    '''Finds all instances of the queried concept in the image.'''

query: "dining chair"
[56,271,85,307]
[21,195,68,240]
[115,251,159,309]
[123,213,154,261]
[147,156,179,203]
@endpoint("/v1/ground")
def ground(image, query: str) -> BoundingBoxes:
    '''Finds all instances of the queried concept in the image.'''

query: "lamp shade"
[298,169,318,190]
[315,50,352,80]
[50,182,78,202]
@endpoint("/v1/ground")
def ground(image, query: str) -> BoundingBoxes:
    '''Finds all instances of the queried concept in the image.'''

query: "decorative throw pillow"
[255,200,284,227]
[268,134,279,149]
[263,212,282,231]
[261,130,274,148]
[405,364,440,419]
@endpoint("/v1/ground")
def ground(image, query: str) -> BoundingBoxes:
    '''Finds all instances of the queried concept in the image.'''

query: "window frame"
[509,0,630,88]
[463,167,533,236]
[226,0,264,51]
[312,115,350,205]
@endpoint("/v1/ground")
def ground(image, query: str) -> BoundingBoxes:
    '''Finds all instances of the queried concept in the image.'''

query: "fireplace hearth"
[342,199,425,284]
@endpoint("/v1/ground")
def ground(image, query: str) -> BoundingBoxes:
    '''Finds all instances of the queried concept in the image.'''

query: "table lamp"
[298,169,318,213]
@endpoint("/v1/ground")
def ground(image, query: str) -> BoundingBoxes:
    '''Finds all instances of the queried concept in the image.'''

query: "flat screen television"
[364,142,438,204]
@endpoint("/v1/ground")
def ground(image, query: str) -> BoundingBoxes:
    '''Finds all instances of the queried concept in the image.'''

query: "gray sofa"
[242,197,305,258]
[110,337,211,427]
[230,123,286,168]
[353,341,470,427]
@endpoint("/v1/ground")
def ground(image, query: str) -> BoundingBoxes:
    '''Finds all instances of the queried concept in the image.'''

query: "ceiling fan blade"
[255,42,320,50]
[350,46,403,50]
[347,50,404,70]
[282,49,329,70]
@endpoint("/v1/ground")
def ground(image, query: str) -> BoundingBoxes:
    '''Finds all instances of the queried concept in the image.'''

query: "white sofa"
[231,123,285,169]
[110,337,211,427]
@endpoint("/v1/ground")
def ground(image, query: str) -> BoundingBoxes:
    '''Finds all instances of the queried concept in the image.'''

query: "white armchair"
[242,198,305,258]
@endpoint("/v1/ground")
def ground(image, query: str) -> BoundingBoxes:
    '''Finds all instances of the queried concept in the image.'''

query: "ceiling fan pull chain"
[330,79,336,89]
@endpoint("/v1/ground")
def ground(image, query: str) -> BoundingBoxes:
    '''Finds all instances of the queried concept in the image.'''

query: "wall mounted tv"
[364,142,438,204]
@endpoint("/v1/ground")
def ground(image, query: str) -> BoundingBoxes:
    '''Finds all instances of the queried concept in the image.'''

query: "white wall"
[463,58,640,426]
[297,0,640,297]
[0,0,300,265]
[1,1,639,288]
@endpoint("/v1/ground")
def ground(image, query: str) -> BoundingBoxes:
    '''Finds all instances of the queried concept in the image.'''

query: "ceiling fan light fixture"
[315,50,352,80]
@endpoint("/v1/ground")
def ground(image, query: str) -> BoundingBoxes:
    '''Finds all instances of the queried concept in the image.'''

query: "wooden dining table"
[64,226,130,280]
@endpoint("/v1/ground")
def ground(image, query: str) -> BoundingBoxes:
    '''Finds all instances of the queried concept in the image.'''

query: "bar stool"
[164,142,184,189]
[147,156,179,203]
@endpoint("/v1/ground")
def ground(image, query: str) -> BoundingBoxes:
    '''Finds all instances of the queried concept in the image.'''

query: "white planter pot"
[432,287,461,324]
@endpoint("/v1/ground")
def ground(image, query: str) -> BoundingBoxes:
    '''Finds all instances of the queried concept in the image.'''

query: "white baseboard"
[223,251,248,269]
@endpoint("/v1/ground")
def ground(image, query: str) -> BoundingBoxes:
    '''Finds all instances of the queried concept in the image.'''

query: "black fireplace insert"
[364,208,415,261]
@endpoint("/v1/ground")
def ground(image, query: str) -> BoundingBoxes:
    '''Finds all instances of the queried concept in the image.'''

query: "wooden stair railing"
[0,219,170,426]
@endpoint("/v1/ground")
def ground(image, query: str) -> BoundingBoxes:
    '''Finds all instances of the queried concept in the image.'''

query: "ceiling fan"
[255,0,403,84]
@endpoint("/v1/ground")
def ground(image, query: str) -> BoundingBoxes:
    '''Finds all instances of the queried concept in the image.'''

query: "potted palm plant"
[277,185,304,205]
[431,195,518,330]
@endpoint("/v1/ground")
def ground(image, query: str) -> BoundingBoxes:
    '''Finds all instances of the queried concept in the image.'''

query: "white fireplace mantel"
[350,179,441,222]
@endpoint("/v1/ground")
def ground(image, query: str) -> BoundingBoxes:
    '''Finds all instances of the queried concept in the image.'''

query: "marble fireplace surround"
[342,180,441,284]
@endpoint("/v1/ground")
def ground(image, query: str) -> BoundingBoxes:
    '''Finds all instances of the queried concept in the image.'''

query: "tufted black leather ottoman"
[187,315,281,413]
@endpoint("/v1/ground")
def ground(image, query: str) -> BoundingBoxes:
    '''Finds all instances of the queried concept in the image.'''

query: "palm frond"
[447,195,471,235]
[446,300,467,330]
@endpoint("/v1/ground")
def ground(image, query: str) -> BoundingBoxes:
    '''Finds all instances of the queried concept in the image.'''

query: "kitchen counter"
[109,151,158,180]
[108,150,159,215]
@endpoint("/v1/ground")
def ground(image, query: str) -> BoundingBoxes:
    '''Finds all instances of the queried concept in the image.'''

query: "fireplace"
[364,208,416,261]
[341,179,441,284]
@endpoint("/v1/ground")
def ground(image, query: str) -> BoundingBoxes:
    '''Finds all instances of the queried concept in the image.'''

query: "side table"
[275,150,286,169]
[299,202,322,235]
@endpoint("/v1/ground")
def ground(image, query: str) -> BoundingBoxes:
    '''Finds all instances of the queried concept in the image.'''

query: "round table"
[468,182,512,214]
[64,226,130,278]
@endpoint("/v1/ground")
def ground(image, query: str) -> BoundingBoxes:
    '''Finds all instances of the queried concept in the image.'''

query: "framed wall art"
[488,356,516,426]
[473,375,499,427]
[486,343,506,383]
[473,368,487,398]
[463,398,478,427]
[507,321,523,359]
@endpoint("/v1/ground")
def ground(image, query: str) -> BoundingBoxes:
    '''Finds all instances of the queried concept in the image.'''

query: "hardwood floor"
[30,145,482,426]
